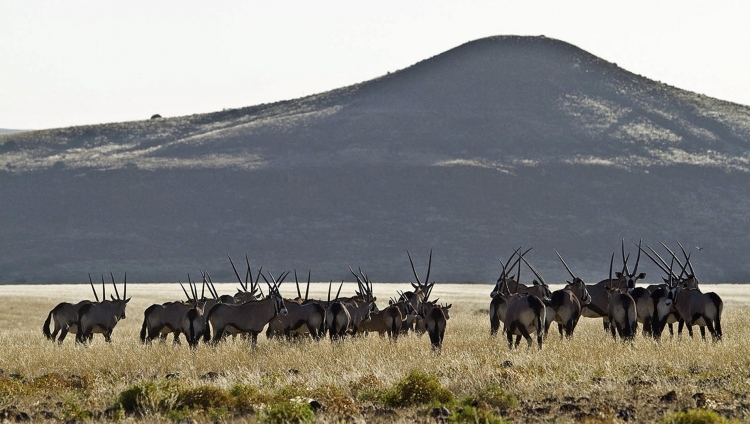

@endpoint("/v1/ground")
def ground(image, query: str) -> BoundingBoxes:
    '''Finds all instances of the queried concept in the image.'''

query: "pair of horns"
[88,271,126,301]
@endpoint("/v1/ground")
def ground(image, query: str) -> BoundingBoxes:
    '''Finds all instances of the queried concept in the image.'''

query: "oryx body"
[43,300,94,343]
[140,301,195,344]
[76,298,130,343]
[182,306,206,348]
[504,294,546,350]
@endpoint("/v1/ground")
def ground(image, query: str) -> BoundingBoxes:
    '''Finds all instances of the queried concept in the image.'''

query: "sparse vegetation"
[0,284,748,422]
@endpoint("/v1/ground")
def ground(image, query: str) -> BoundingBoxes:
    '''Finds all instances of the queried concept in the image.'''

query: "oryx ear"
[411,283,419,289]
[389,299,394,305]
[446,304,452,309]
[110,294,115,300]
[126,298,131,303]
[533,280,539,286]
[615,272,623,278]
[638,272,646,279]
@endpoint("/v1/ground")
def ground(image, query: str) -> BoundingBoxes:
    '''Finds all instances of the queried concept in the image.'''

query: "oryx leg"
[506,324,516,349]
[172,331,181,345]
[57,327,69,344]
[516,326,533,349]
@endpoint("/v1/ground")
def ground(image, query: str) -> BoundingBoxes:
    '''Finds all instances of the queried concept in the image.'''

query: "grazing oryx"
[43,274,102,343]
[204,271,288,347]
[266,270,326,341]
[604,254,637,341]
[76,272,131,344]
[546,250,592,338]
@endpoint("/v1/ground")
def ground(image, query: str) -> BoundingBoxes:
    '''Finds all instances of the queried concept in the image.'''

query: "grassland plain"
[0,282,748,423]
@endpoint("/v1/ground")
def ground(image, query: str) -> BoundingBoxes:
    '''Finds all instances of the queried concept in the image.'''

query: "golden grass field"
[0,282,749,423]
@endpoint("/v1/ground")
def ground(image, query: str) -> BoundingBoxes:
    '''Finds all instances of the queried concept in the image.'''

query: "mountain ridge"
[2,35,750,284]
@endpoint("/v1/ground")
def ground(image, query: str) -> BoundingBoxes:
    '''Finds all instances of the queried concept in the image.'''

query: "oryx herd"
[489,240,723,350]
[42,251,451,350]
[42,241,723,351]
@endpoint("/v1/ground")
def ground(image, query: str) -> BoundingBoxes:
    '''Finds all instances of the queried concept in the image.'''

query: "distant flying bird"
[696,246,704,251]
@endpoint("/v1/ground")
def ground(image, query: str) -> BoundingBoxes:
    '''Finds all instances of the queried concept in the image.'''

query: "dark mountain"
[2,36,750,284]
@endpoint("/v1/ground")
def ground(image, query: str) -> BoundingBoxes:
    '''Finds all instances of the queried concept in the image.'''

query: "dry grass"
[0,283,748,423]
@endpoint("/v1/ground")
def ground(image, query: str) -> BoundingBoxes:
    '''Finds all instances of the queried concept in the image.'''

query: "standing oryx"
[204,271,288,347]
[399,250,436,333]
[489,248,530,335]
[43,274,103,344]
[617,240,653,336]
[140,276,205,345]
[76,272,131,344]
[654,241,723,341]
[604,254,637,341]
[266,270,327,341]
[546,250,592,338]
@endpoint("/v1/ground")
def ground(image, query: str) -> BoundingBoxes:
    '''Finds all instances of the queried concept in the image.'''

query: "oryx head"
[518,252,551,303]
[229,255,264,303]
[107,271,130,319]
[350,266,378,314]
[615,239,646,294]
[406,249,436,309]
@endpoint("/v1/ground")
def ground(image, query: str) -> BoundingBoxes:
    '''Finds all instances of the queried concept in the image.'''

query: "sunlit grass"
[0,284,748,422]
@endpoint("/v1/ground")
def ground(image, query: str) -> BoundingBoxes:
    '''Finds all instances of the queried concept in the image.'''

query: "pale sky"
[2,1,749,130]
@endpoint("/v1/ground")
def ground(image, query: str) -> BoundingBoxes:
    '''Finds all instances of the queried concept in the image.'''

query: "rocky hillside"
[2,36,750,284]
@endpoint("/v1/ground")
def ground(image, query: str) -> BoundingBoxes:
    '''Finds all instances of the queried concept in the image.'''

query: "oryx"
[204,271,288,347]
[42,274,102,344]
[228,255,264,303]
[617,240,653,336]
[604,254,637,341]
[266,270,326,341]
[399,250,436,333]
[659,241,723,341]
[140,276,203,344]
[76,272,131,344]
[325,280,350,340]
[547,249,592,338]
[503,293,546,350]
[359,293,418,340]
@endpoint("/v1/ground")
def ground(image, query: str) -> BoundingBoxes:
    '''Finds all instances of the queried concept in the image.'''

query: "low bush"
[380,369,454,408]
[660,409,732,424]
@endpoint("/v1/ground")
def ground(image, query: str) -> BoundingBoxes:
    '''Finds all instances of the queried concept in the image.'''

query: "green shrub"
[229,384,266,412]
[477,384,517,411]
[449,405,508,424]
[176,385,233,410]
[261,400,315,424]
[380,369,454,407]
[660,409,731,424]
[117,381,179,415]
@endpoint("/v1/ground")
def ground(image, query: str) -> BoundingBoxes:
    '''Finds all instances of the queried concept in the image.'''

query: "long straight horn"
[179,280,191,301]
[206,270,219,298]
[123,272,126,299]
[502,247,522,277]
[277,271,290,285]
[305,270,311,301]
[640,245,671,275]
[633,239,643,274]
[110,271,121,300]
[327,280,332,304]
[506,247,533,278]
[88,274,100,302]
[621,239,630,275]
[554,249,576,279]
[659,241,685,271]
[519,254,548,286]
[228,255,246,290]
[348,265,365,295]
[335,280,343,301]
[189,274,197,300]
[424,249,433,286]
[676,240,696,277]
[645,244,676,278]
[406,250,422,286]
[255,266,265,297]
[609,252,615,285]
[295,269,302,299]
[101,274,106,300]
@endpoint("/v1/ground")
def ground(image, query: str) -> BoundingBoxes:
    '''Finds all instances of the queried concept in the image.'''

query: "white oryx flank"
[76,272,131,344]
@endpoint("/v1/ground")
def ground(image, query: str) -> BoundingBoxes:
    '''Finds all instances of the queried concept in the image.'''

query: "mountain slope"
[2,36,750,284]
